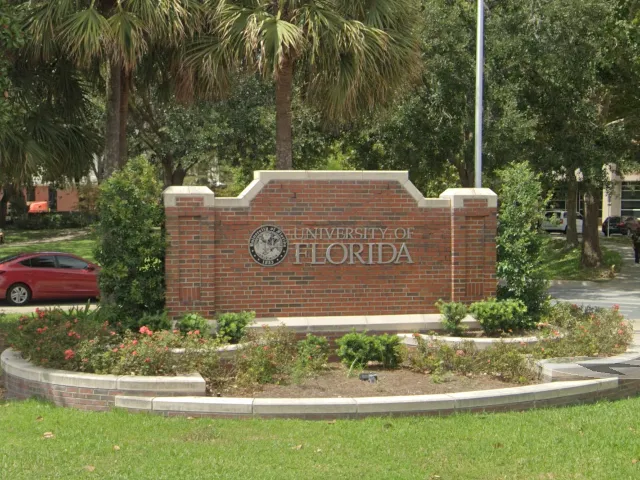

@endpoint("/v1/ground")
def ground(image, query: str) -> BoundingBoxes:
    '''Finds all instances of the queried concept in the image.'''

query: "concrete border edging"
[113,378,619,419]
[1,349,206,410]
[399,333,542,351]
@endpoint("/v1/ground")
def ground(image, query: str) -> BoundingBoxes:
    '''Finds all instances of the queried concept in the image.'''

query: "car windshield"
[0,254,22,264]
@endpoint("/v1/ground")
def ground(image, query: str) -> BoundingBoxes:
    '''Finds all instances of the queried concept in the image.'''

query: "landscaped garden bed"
[1,300,633,404]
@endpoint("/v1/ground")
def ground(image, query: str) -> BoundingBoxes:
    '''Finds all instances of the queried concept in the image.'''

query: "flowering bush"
[234,325,298,386]
[73,327,220,376]
[406,336,536,384]
[532,303,633,358]
[8,309,222,377]
[8,308,114,369]
[295,334,330,374]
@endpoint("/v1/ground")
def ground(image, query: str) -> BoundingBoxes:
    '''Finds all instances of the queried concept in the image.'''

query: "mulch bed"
[214,364,531,398]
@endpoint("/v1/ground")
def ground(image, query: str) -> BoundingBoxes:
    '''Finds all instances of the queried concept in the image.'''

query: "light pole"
[474,0,485,189]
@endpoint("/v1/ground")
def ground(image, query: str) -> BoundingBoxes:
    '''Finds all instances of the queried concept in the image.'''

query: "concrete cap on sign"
[163,186,215,207]
[439,188,498,209]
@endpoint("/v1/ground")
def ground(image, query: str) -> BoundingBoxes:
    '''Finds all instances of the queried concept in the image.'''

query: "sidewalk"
[549,237,640,320]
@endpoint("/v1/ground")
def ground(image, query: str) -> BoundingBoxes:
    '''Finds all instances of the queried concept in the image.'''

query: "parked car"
[0,252,99,306]
[541,210,583,234]
[601,216,638,236]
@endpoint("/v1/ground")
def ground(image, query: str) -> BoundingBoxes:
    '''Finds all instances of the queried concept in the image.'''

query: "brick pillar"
[440,188,498,304]
[163,186,216,319]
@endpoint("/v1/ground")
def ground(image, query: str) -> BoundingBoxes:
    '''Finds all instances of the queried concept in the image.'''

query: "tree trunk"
[0,191,8,228]
[118,68,130,169]
[581,188,603,268]
[453,158,474,187]
[104,60,122,178]
[275,55,294,170]
[566,180,579,247]
[171,165,187,186]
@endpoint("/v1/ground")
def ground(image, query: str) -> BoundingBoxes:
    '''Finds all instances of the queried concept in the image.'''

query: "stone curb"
[399,333,543,351]
[248,314,481,334]
[536,348,640,382]
[113,378,618,419]
[1,349,206,394]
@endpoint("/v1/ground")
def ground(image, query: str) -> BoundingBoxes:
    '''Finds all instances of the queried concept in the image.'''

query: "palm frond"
[58,7,111,67]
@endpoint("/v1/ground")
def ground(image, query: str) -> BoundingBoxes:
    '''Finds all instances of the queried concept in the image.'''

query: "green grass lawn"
[1,398,640,479]
[1,228,90,245]
[0,237,97,262]
[541,236,623,281]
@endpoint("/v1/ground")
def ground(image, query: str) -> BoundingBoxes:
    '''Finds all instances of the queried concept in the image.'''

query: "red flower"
[144,358,150,363]
[64,349,75,360]
[110,331,116,336]
[613,305,620,311]
[112,348,119,353]
[193,330,200,336]
[132,339,138,345]
[132,351,137,356]
[139,326,153,336]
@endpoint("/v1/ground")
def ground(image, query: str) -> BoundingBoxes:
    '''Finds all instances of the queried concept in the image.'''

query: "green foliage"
[295,334,330,374]
[12,212,93,230]
[216,311,255,344]
[235,325,298,386]
[177,313,210,335]
[406,336,536,384]
[469,299,530,336]
[532,303,633,358]
[8,307,114,369]
[435,300,468,336]
[75,329,219,377]
[335,331,404,369]
[138,311,171,332]
[94,157,165,324]
[496,161,549,318]
[375,334,405,369]
[335,330,380,369]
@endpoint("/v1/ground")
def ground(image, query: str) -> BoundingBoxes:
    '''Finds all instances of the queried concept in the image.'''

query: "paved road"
[549,237,640,320]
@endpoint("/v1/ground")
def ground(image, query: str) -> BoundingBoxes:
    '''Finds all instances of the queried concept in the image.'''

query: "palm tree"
[189,0,421,169]
[22,0,198,177]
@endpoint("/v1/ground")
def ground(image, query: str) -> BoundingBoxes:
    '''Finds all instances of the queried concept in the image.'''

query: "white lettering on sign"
[293,242,414,265]
[255,225,416,266]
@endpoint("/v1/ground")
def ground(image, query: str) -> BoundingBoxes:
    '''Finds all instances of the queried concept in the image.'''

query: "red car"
[0,252,99,306]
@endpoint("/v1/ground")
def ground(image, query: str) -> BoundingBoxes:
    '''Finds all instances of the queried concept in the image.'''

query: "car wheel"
[7,283,31,306]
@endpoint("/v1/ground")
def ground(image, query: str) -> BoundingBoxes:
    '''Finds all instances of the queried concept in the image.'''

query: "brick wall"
[164,172,498,319]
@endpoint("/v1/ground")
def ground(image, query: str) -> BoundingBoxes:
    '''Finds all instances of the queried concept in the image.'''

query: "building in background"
[602,167,640,220]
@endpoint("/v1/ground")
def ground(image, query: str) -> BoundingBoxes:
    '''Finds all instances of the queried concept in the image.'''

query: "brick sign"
[164,171,497,319]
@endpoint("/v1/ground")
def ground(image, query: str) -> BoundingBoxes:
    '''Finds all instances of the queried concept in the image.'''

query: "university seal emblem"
[248,225,288,266]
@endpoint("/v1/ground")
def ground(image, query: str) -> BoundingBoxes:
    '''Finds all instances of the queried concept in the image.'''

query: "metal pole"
[474,0,485,189]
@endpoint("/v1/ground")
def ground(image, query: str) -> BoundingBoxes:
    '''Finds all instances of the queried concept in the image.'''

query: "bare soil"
[214,364,530,398]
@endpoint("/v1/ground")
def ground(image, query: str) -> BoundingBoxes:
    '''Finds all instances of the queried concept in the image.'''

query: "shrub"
[217,311,254,344]
[469,298,530,335]
[94,156,165,324]
[407,336,535,384]
[235,325,298,386]
[178,313,210,335]
[532,303,633,358]
[13,211,93,230]
[477,342,537,384]
[138,311,172,331]
[74,328,219,376]
[376,334,405,368]
[8,308,114,369]
[436,300,468,336]
[335,331,404,369]
[296,334,330,373]
[407,336,477,376]
[496,161,549,318]
[335,330,379,369]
